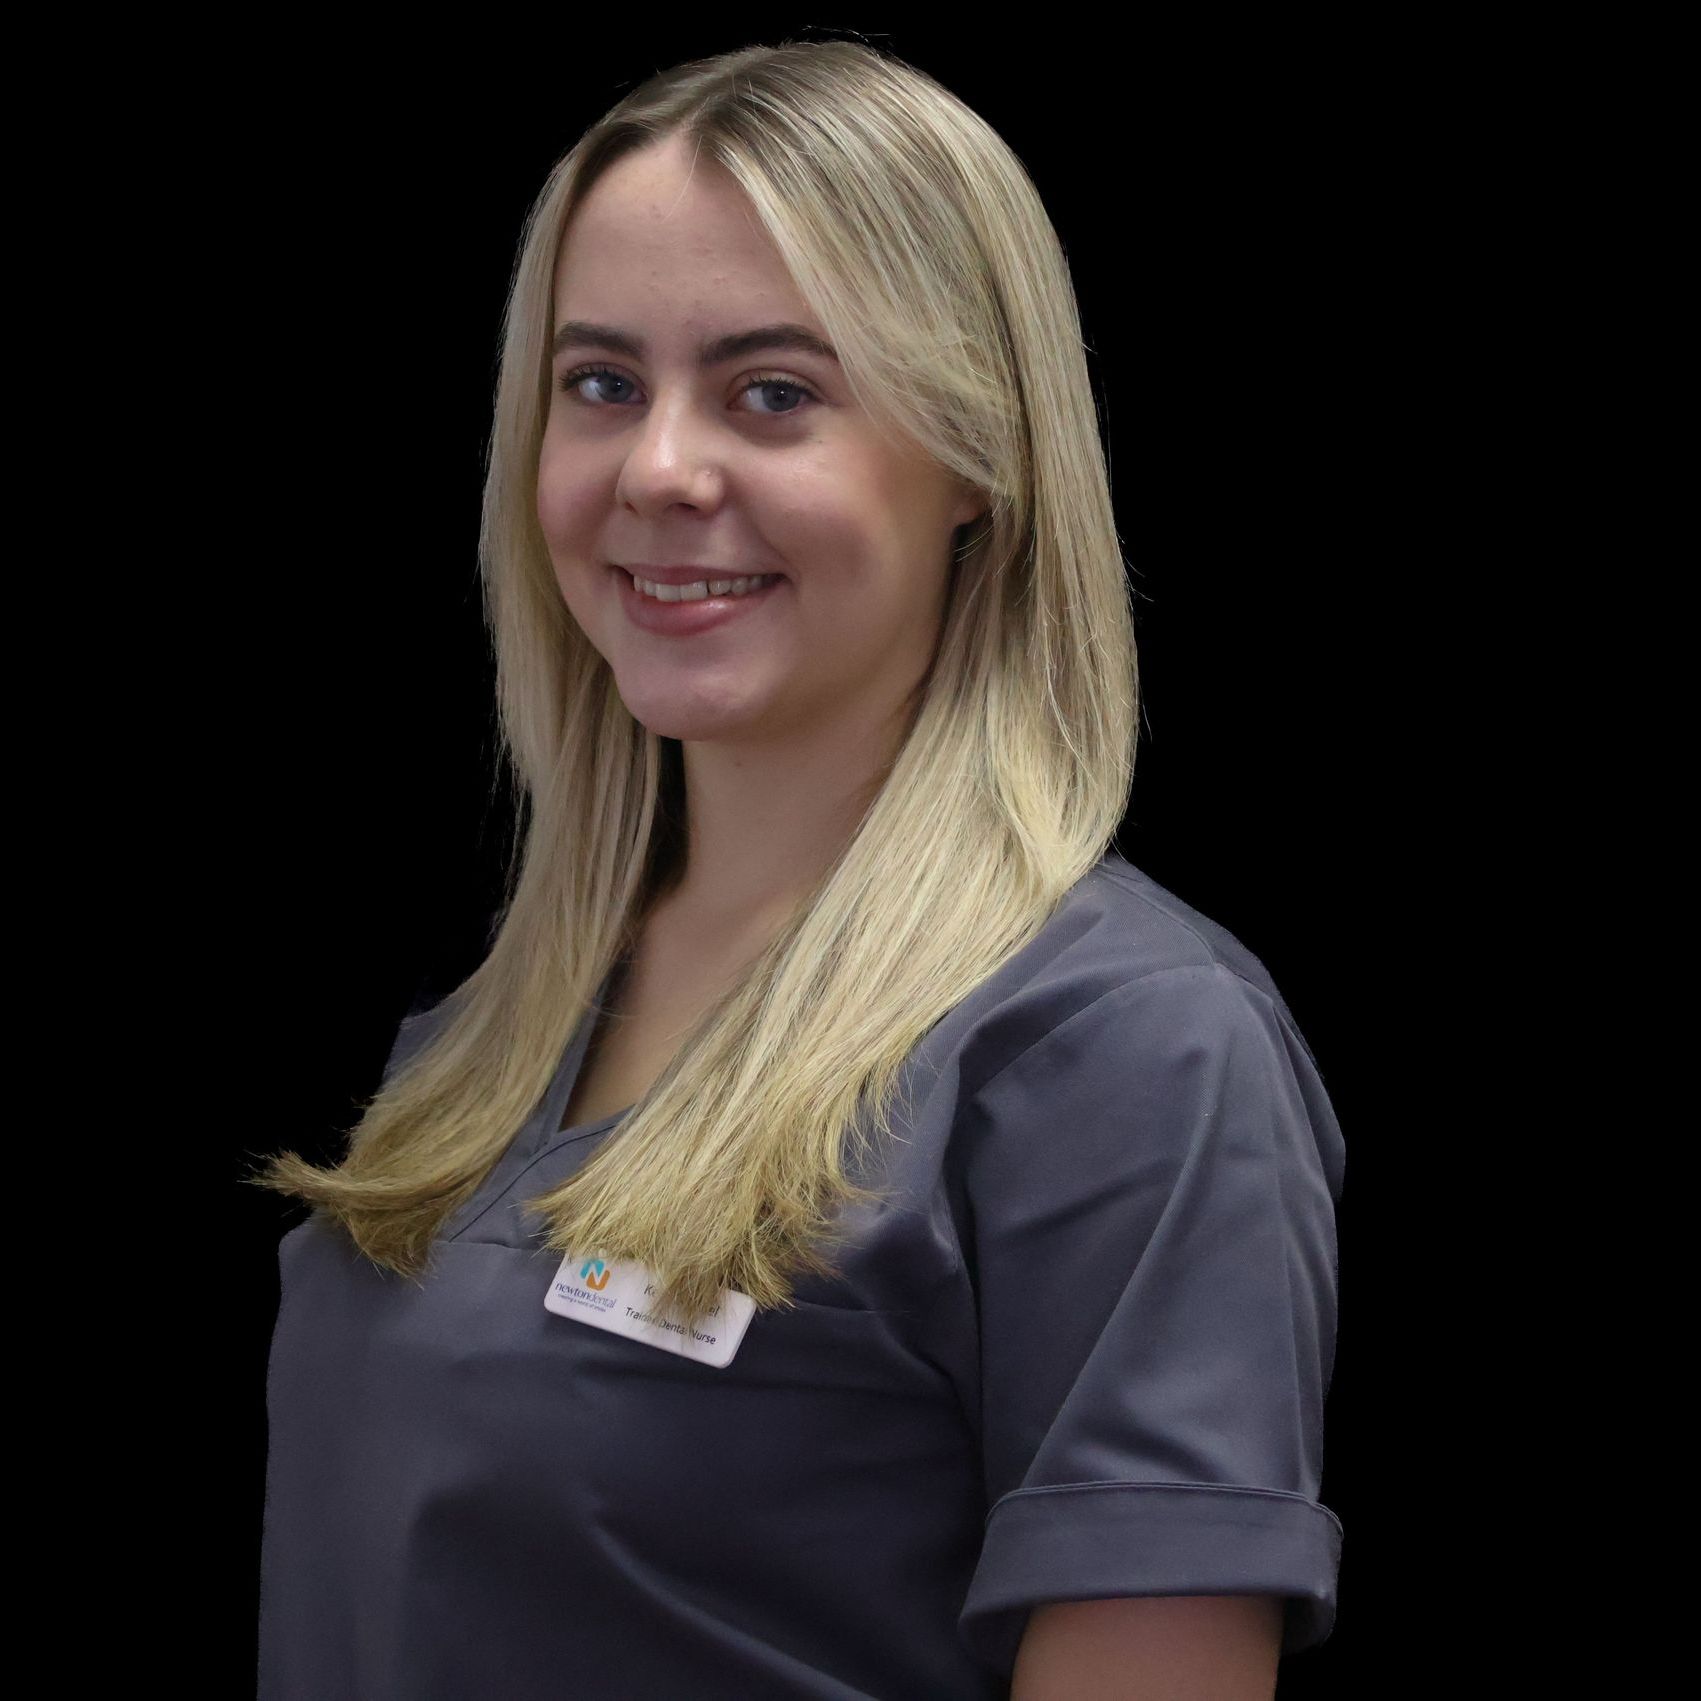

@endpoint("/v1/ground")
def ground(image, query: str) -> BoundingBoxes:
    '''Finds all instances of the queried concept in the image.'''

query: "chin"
[611,681,778,741]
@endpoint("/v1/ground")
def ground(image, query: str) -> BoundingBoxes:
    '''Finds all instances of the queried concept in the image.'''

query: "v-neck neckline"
[529,957,635,1154]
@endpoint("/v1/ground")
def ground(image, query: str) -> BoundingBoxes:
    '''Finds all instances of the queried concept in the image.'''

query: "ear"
[951,485,990,532]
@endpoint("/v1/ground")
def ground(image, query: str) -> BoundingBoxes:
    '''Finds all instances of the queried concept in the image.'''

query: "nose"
[613,391,726,514]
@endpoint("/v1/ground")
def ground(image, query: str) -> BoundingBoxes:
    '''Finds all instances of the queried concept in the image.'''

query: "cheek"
[535,458,567,536]
[535,464,595,557]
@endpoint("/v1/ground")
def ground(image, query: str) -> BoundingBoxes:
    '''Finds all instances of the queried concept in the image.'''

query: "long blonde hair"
[248,38,1139,1329]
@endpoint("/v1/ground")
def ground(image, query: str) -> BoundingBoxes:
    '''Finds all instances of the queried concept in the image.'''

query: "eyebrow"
[551,320,840,367]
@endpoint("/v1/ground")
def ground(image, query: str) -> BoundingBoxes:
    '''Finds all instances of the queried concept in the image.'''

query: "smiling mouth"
[616,566,783,602]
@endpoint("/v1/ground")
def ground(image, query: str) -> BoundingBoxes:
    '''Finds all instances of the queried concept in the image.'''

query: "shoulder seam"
[967,962,1269,1108]
[1088,864,1279,986]
[1092,866,1321,1077]
[1094,864,1244,968]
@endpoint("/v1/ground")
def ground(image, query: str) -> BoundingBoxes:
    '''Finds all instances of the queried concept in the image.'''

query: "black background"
[115,21,1467,1696]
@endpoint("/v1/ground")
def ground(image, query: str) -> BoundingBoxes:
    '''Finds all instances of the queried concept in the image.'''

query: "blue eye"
[556,365,819,417]
[558,366,636,405]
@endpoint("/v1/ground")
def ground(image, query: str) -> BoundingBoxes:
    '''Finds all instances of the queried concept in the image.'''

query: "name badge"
[544,1252,756,1368]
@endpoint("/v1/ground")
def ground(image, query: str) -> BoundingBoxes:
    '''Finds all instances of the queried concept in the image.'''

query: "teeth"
[631,572,776,603]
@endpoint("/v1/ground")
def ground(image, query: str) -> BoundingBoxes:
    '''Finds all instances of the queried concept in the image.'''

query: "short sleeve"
[956,962,1346,1672]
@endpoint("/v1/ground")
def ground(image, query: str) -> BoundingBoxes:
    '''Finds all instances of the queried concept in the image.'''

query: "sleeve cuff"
[959,1480,1342,1675]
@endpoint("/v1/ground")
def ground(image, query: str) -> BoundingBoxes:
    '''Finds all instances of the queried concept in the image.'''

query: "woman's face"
[538,134,983,750]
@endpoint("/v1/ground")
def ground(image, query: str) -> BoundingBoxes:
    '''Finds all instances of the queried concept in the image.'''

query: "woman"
[253,39,1345,1700]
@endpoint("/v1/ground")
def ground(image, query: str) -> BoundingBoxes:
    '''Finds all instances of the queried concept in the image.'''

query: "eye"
[736,372,820,417]
[555,365,820,418]
[557,365,637,406]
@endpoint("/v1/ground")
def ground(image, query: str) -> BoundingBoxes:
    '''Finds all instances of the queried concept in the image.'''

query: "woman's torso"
[258,852,1348,1698]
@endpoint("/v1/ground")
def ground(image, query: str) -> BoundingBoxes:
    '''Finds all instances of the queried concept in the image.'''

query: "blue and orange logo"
[579,1257,612,1291]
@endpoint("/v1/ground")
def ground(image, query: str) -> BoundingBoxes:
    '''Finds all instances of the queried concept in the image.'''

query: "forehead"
[552,139,808,322]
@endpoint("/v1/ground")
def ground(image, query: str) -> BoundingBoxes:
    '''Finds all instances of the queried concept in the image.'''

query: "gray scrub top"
[258,850,1346,1699]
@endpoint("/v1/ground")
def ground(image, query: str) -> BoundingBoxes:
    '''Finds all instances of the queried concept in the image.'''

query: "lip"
[610,564,785,637]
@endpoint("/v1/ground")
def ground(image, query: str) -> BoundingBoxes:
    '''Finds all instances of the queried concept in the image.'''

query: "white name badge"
[544,1252,757,1369]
